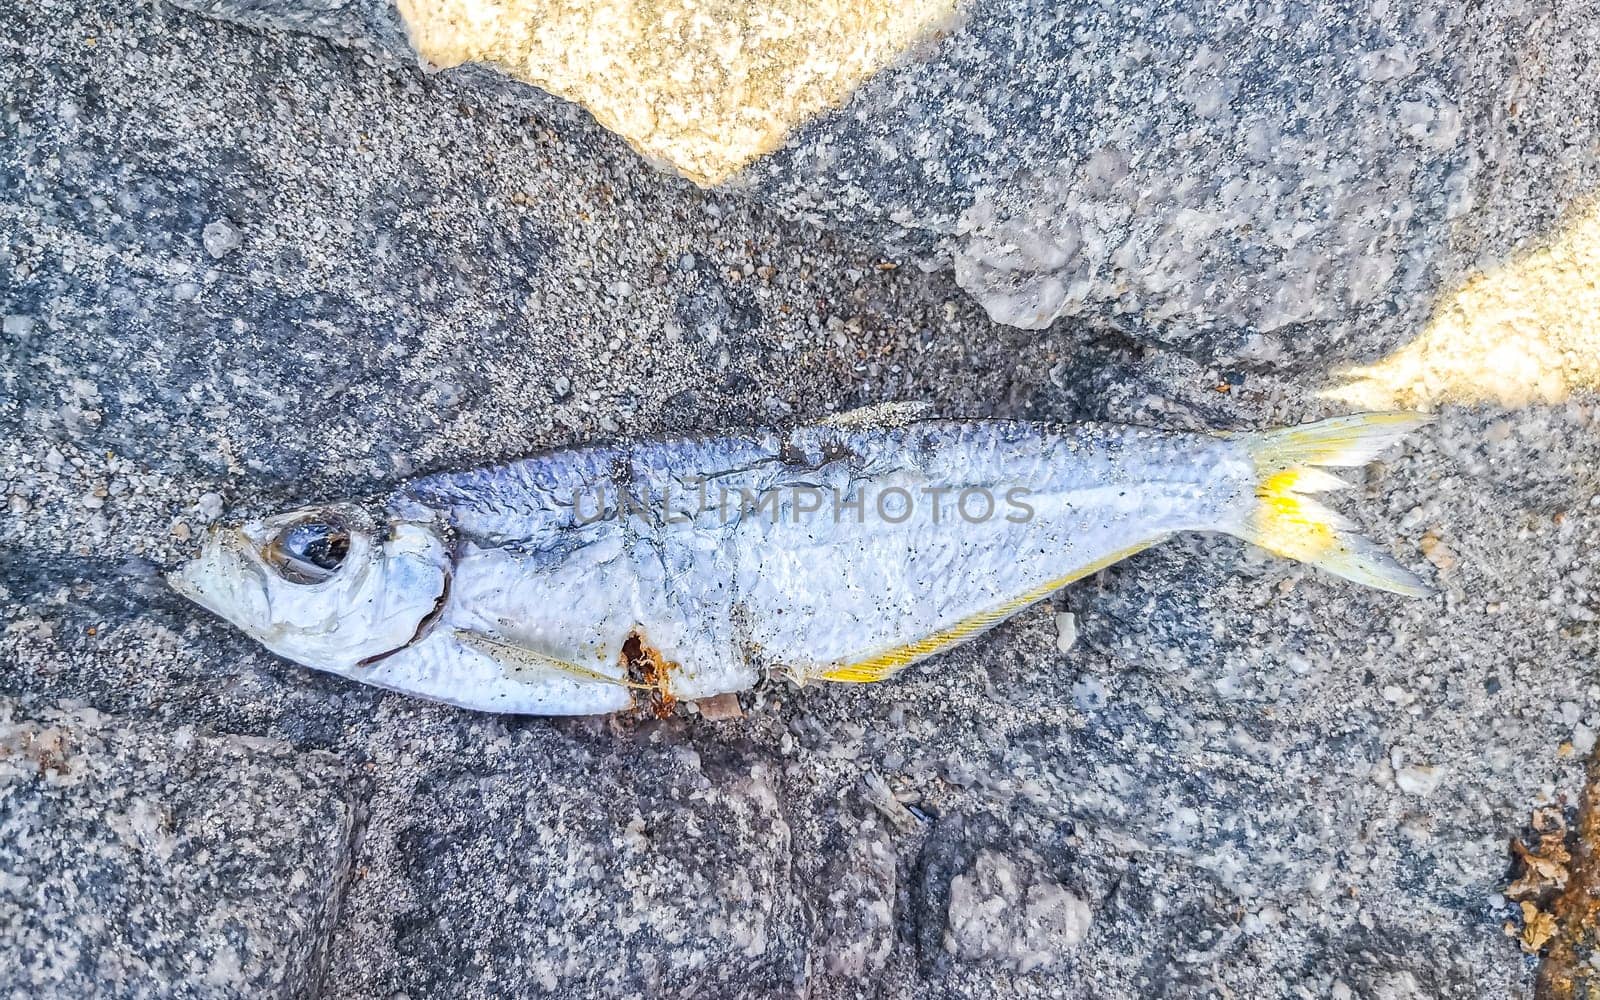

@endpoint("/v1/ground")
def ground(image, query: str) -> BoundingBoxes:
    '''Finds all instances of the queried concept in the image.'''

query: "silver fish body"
[170,411,1431,715]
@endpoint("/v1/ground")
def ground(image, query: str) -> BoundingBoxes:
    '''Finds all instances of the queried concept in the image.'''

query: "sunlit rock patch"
[1327,197,1600,409]
[395,0,960,185]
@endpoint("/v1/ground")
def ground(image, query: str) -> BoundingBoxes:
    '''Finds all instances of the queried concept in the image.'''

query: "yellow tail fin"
[1231,412,1434,596]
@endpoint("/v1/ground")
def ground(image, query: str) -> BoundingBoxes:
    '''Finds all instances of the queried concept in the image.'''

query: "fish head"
[168,502,450,672]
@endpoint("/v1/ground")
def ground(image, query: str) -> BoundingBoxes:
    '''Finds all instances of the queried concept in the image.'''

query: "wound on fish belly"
[622,631,678,718]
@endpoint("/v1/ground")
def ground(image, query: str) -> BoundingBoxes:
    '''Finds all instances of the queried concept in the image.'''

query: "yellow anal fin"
[456,631,646,689]
[817,536,1165,684]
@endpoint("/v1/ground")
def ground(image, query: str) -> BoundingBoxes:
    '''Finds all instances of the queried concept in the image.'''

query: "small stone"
[945,849,1091,972]
[202,219,243,258]
[1419,530,1458,571]
[693,693,743,721]
[196,492,225,524]
[1574,725,1598,755]
[1054,611,1078,652]
[1381,685,1415,706]
[1395,764,1444,796]
[2,314,34,336]
[550,376,572,400]
[173,281,201,301]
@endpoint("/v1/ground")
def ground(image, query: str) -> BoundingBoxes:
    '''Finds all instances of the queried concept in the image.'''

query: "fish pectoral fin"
[816,400,935,430]
[816,535,1169,685]
[454,630,645,689]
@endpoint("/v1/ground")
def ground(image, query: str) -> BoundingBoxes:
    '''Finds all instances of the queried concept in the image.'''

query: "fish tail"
[1228,412,1435,597]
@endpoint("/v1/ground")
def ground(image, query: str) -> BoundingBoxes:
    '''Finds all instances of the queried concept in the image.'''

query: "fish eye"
[266,520,352,585]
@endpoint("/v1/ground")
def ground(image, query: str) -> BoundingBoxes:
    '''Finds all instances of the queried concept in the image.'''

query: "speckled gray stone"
[167,0,1600,363]
[168,0,413,57]
[744,0,1600,362]
[3,1,1597,998]
[327,710,807,999]
[0,699,356,999]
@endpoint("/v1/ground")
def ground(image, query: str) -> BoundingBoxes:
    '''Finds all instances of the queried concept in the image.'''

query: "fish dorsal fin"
[815,401,935,430]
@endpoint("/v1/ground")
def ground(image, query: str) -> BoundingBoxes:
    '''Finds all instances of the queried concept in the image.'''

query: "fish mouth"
[165,566,206,606]
[166,527,262,625]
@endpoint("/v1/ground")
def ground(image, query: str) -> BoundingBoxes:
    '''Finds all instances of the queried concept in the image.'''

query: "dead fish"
[169,406,1432,715]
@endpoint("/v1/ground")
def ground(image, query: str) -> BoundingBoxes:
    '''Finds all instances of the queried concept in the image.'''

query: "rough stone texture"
[167,0,1600,364]
[392,0,959,186]
[4,0,1598,998]
[944,848,1092,972]
[328,710,806,998]
[0,699,356,999]
[165,0,414,56]
[746,0,1600,361]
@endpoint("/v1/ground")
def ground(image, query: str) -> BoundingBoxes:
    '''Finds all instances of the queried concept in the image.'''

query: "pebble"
[1381,685,1417,706]
[3,314,34,336]
[196,492,225,524]
[202,219,243,258]
[694,693,743,721]
[1395,764,1444,796]
[1419,530,1458,571]
[1054,611,1078,652]
[1575,724,1597,755]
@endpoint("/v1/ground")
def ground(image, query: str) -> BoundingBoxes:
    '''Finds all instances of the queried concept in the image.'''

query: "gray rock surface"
[0,699,356,999]
[943,847,1092,972]
[329,711,806,998]
[746,0,1600,361]
[166,0,1600,363]
[3,0,1596,998]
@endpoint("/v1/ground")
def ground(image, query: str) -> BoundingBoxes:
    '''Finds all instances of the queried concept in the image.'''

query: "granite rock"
[4,1,1598,997]
[0,699,356,999]
[166,0,414,57]
[326,710,806,999]
[167,0,1600,362]
[746,0,1600,362]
